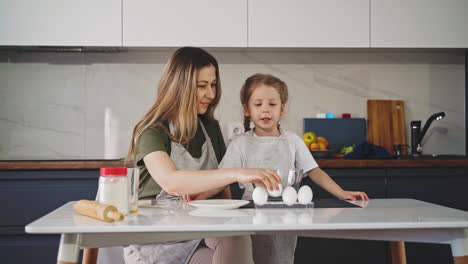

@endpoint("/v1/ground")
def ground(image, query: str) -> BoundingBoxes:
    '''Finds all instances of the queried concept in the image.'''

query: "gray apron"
[242,131,298,264]
[124,120,219,264]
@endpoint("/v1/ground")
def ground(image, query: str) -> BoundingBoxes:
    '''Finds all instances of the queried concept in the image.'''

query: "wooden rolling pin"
[73,200,124,222]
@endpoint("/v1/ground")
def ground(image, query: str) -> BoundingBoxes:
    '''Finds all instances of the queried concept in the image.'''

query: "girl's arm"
[307,167,369,200]
[144,151,280,196]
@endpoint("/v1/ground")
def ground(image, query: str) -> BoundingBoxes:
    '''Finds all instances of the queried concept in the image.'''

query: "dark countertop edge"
[2,159,468,170]
[0,160,133,170]
[317,159,468,168]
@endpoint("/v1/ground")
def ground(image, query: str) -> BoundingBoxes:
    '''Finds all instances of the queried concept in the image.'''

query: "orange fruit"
[309,142,320,151]
[318,142,328,151]
[317,136,329,148]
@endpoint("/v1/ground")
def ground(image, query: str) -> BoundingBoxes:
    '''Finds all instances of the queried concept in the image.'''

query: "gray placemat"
[241,199,361,209]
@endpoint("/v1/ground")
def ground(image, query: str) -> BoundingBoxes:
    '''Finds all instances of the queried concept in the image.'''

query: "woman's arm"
[307,167,369,200]
[183,185,231,202]
[144,151,280,195]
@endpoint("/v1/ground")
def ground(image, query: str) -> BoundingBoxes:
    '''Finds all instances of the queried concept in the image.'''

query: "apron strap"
[198,119,210,141]
[168,120,210,142]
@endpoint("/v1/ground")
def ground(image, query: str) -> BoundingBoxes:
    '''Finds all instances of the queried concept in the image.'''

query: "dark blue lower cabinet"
[402,243,454,264]
[0,234,84,264]
[0,170,98,264]
[387,168,468,211]
[1,234,61,263]
[295,238,389,264]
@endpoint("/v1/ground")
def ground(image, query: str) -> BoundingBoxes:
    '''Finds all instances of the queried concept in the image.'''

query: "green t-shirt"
[135,116,226,200]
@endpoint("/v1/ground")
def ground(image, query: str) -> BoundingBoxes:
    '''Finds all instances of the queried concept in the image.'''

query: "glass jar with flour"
[97,167,129,215]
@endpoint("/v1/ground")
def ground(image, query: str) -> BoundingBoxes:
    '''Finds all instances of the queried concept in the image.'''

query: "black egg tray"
[241,199,362,209]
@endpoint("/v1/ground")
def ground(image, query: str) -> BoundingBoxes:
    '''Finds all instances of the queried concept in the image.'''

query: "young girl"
[219,73,369,264]
[124,48,281,264]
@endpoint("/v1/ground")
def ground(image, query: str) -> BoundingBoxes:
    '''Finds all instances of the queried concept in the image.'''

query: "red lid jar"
[100,167,127,176]
[98,167,129,215]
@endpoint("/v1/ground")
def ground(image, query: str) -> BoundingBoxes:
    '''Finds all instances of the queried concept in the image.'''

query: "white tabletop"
[26,199,468,234]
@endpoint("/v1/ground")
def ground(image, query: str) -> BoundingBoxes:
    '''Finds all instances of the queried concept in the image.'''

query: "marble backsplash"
[0,49,465,160]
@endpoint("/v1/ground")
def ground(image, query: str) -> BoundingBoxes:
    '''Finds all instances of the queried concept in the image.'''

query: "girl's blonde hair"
[240,73,288,131]
[126,47,221,162]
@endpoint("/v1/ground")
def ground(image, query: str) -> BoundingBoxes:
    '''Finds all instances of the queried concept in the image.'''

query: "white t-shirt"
[219,129,318,175]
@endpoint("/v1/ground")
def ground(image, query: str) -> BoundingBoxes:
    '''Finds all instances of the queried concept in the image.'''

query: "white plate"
[188,199,249,210]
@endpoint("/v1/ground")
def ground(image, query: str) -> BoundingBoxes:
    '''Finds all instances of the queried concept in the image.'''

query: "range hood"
[0,46,123,53]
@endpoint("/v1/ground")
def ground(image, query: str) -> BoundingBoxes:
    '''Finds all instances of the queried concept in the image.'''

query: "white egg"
[267,183,283,197]
[282,186,297,206]
[252,186,268,205]
[297,186,313,205]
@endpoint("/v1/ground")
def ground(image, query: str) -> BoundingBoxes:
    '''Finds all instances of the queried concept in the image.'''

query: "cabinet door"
[0,170,98,226]
[123,0,247,47]
[248,0,370,47]
[371,0,468,48]
[0,0,121,46]
[303,168,387,199]
[0,170,96,264]
[1,234,62,264]
[387,168,468,211]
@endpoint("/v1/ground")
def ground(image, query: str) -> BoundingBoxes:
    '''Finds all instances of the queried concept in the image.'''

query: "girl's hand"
[236,168,281,191]
[338,190,369,201]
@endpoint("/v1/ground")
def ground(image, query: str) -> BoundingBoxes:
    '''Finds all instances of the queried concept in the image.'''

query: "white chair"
[97,247,126,264]
[82,247,126,264]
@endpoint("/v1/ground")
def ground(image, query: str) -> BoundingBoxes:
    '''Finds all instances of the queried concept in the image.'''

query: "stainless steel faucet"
[410,112,445,156]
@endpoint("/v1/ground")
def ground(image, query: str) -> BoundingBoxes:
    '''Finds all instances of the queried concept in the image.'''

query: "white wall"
[0,49,465,159]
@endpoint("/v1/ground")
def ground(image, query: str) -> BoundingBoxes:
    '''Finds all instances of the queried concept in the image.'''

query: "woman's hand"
[183,188,221,202]
[183,186,231,202]
[236,168,281,191]
[337,190,369,201]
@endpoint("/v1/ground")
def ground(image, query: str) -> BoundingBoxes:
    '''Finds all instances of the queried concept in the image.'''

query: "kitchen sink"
[396,154,467,160]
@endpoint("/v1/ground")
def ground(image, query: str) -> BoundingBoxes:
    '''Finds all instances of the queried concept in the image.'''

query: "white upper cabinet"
[0,0,122,46]
[123,0,247,47]
[248,0,370,48]
[371,0,468,48]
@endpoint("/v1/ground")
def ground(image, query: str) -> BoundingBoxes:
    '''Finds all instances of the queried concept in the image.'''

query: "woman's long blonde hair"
[126,47,221,162]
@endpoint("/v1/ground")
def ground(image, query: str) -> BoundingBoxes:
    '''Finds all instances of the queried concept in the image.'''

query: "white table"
[26,199,468,264]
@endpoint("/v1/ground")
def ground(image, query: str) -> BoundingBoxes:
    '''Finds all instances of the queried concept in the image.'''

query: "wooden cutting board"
[367,100,407,155]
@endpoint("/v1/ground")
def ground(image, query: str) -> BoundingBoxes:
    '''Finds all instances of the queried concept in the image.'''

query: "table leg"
[390,241,406,264]
[454,256,468,264]
[451,229,468,264]
[57,234,80,264]
[82,248,98,264]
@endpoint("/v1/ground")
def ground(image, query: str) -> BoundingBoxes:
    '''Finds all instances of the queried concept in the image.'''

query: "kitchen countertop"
[2,158,468,170]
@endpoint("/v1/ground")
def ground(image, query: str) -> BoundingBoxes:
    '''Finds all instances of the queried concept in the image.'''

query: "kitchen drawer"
[0,170,98,226]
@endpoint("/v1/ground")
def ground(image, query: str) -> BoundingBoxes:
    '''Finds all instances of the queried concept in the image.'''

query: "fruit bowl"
[310,150,332,159]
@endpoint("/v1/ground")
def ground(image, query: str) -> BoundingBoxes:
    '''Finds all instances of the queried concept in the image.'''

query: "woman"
[124,47,281,264]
